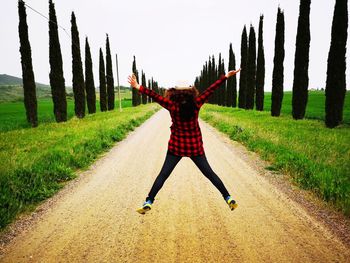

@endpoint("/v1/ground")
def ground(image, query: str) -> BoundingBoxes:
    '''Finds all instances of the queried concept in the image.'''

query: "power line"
[22,1,160,94]
[23,1,114,81]
[24,2,70,38]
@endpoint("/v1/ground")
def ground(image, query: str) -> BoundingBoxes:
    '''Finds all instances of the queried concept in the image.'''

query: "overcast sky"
[0,0,349,91]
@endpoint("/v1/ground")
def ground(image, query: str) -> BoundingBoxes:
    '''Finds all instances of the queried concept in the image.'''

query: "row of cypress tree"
[195,0,348,128]
[292,0,348,129]
[17,0,348,128]
[131,55,162,106]
[195,14,265,111]
[18,0,118,127]
[194,51,237,107]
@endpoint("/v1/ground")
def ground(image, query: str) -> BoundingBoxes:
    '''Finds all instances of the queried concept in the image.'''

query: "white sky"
[0,0,349,91]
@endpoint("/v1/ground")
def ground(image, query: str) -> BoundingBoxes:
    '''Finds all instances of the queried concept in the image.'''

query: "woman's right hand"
[128,73,140,90]
[226,69,241,78]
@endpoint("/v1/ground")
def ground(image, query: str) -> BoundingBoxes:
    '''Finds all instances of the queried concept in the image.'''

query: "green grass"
[200,104,350,215]
[0,85,52,103]
[263,91,350,124]
[0,102,160,229]
[0,96,132,132]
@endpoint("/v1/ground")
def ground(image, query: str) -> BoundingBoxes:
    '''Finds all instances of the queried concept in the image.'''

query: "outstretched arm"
[195,69,240,108]
[128,74,173,110]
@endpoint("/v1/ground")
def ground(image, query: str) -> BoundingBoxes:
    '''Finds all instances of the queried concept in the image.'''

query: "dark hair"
[165,87,199,121]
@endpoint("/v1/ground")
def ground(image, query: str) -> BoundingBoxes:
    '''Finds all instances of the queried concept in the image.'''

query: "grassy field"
[1,89,349,228]
[262,91,350,123]
[0,101,160,229]
[0,90,132,132]
[200,104,350,215]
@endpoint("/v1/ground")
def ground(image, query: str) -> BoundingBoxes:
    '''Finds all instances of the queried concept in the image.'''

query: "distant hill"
[0,74,133,102]
[0,74,49,87]
[0,74,74,102]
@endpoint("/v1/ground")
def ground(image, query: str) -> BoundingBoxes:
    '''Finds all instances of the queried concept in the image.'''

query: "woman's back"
[136,74,229,156]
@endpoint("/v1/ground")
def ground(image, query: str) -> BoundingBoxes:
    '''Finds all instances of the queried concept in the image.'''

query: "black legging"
[146,150,230,203]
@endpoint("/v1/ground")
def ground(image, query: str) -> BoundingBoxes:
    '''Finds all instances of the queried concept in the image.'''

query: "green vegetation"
[141,71,147,104]
[0,85,54,103]
[106,34,115,110]
[263,91,350,124]
[292,0,311,120]
[132,55,140,106]
[99,48,107,111]
[325,0,348,128]
[246,25,256,109]
[0,74,47,87]
[239,26,248,108]
[85,37,96,114]
[0,102,160,229]
[217,53,225,106]
[200,103,350,215]
[256,15,265,111]
[71,11,85,118]
[0,93,132,132]
[227,43,237,107]
[271,7,285,116]
[49,0,67,122]
[18,0,38,127]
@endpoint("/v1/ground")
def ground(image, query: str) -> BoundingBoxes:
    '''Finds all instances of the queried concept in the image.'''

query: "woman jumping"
[128,69,241,214]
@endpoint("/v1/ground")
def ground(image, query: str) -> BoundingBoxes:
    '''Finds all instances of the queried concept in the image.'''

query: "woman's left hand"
[226,69,241,78]
[128,74,140,90]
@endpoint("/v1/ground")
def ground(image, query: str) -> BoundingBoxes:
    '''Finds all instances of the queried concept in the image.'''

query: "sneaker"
[136,200,152,214]
[225,196,238,211]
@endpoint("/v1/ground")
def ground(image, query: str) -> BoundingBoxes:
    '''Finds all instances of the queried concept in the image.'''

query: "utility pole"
[116,53,122,112]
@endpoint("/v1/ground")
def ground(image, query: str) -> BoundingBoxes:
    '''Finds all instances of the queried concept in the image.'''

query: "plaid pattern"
[138,74,227,157]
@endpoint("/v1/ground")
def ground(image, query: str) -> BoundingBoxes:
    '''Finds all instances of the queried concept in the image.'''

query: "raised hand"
[225,69,241,78]
[127,73,140,90]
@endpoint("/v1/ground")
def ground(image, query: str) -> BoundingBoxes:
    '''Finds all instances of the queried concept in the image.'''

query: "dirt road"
[1,109,349,262]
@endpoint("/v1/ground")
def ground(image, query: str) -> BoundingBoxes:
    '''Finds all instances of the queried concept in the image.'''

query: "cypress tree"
[141,71,147,104]
[209,55,216,104]
[85,37,96,114]
[203,58,208,90]
[155,81,159,95]
[151,77,155,94]
[105,34,114,110]
[18,0,37,127]
[216,57,221,105]
[239,26,248,109]
[325,0,348,128]
[48,0,66,122]
[246,25,257,109]
[201,67,205,92]
[194,77,199,91]
[71,12,85,118]
[153,79,158,94]
[207,57,212,94]
[99,48,107,111]
[209,55,218,104]
[220,58,226,106]
[148,79,152,103]
[227,43,237,107]
[132,56,140,106]
[271,7,285,117]
[203,64,206,92]
[213,55,219,104]
[216,53,222,105]
[256,15,265,111]
[292,0,311,119]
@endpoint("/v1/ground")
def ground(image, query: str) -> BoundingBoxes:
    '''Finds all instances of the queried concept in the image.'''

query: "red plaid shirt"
[138,74,227,157]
